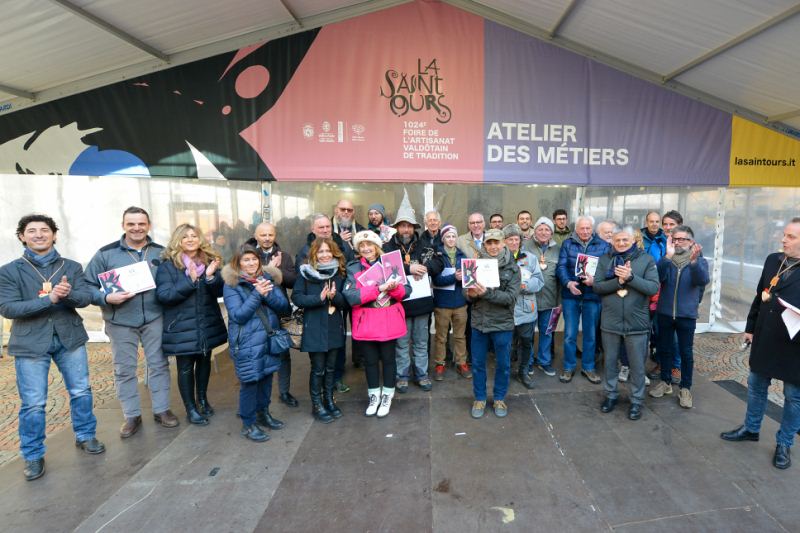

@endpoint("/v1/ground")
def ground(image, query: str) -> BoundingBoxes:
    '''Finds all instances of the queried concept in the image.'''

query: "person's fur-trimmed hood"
[221,264,283,287]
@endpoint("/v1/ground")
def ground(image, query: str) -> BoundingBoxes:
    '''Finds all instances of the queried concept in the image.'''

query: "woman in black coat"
[291,238,348,423]
[156,224,226,425]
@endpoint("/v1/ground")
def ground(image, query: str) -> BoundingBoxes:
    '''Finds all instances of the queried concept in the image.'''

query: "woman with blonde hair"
[292,238,349,423]
[156,224,226,425]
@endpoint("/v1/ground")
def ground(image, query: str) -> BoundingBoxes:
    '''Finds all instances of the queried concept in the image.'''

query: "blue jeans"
[239,374,273,426]
[15,336,97,461]
[471,329,513,401]
[562,298,600,372]
[744,371,800,447]
[396,314,430,381]
[532,308,555,369]
[656,314,696,388]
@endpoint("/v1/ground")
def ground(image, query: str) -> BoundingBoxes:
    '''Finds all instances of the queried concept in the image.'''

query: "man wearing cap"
[504,224,544,389]
[458,213,486,259]
[525,217,561,377]
[367,203,394,243]
[465,228,521,419]
[383,194,444,393]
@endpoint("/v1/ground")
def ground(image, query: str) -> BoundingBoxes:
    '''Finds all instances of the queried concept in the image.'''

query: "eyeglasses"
[338,208,354,213]
[469,221,483,225]
[672,237,692,242]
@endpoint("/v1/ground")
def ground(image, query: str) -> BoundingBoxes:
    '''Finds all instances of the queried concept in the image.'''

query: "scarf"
[671,247,692,269]
[605,243,638,278]
[24,247,61,267]
[182,253,206,278]
[300,260,341,281]
[444,246,457,267]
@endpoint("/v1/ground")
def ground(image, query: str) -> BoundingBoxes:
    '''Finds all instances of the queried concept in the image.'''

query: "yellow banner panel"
[730,116,800,187]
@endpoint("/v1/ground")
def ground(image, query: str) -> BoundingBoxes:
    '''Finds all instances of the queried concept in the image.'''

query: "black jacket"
[244,238,296,289]
[291,269,348,353]
[747,253,800,385]
[155,261,228,356]
[295,232,354,274]
[383,231,444,317]
[594,248,659,335]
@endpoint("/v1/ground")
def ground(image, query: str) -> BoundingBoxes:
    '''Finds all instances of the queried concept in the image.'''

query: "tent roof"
[2,0,799,135]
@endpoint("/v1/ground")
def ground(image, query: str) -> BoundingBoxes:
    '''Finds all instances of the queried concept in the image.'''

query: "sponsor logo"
[302,123,314,139]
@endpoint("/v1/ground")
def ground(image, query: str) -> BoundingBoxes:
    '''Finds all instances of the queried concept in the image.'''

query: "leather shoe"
[600,397,618,413]
[256,409,285,430]
[119,415,142,438]
[76,438,106,455]
[154,410,180,428]
[24,458,45,481]
[773,444,791,469]
[720,425,759,442]
[628,404,642,420]
[241,424,270,442]
[279,392,299,408]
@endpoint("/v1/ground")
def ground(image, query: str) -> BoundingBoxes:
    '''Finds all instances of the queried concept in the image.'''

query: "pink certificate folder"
[356,262,389,306]
[381,250,407,285]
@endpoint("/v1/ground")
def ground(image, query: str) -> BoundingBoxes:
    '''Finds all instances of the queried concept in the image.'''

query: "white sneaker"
[645,375,651,386]
[365,388,380,416]
[377,387,395,418]
[618,365,630,383]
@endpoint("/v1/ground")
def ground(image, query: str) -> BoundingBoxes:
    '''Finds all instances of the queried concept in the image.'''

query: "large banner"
[0,1,795,185]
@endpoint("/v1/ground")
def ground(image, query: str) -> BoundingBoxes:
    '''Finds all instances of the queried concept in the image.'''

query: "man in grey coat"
[85,206,178,438]
[0,214,106,481]
[593,226,659,420]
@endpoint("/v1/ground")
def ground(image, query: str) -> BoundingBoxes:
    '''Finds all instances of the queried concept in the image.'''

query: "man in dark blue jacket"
[649,226,709,409]
[556,216,610,384]
[0,214,105,481]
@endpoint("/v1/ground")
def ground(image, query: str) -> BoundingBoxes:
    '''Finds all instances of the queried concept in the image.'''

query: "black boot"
[516,369,535,390]
[324,370,343,419]
[177,358,208,426]
[256,407,284,430]
[310,371,334,423]
[195,355,214,417]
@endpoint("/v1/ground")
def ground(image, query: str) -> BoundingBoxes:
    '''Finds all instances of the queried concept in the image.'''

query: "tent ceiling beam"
[279,0,303,28]
[0,83,34,100]
[548,0,581,38]
[662,3,800,82]
[767,109,800,122]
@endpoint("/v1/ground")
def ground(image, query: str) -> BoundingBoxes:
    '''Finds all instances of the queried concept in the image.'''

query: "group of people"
[1,200,798,482]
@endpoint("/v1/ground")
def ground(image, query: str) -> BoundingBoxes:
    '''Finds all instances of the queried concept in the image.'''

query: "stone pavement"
[0,334,797,532]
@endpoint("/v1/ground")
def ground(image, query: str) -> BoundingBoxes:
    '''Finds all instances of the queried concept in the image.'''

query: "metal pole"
[708,187,727,330]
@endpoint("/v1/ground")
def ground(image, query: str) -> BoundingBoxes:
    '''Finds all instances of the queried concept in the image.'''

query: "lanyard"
[21,256,65,295]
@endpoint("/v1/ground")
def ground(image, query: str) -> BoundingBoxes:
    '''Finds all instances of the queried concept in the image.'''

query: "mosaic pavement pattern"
[0,334,782,467]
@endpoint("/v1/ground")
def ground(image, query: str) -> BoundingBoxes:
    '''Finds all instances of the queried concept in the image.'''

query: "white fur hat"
[352,230,383,250]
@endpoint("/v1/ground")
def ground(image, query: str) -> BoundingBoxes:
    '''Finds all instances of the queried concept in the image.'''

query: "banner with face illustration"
[1,0,792,185]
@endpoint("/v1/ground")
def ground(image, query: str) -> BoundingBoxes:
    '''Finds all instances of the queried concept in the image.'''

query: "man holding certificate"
[464,228,521,419]
[85,206,178,438]
[556,216,610,385]
[721,217,800,470]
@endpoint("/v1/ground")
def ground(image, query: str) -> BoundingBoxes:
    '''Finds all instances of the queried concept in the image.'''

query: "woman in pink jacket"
[343,230,410,418]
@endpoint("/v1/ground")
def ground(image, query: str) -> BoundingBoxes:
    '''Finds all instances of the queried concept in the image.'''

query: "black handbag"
[254,306,293,354]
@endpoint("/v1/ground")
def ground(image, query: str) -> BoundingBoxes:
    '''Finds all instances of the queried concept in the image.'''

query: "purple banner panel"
[483,21,732,186]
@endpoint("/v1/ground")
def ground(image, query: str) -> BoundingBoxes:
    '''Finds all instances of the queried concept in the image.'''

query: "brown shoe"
[153,410,180,428]
[119,416,142,438]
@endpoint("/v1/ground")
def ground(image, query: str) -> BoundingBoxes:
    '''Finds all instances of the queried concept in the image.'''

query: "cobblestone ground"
[0,334,782,468]
[0,344,145,467]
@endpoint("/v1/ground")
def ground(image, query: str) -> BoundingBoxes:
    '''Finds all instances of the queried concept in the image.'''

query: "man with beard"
[517,211,534,243]
[333,199,365,251]
[384,196,444,393]
[649,226,708,409]
[552,209,572,246]
[721,218,800,470]
[246,222,298,408]
[367,203,394,243]
[489,214,505,230]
